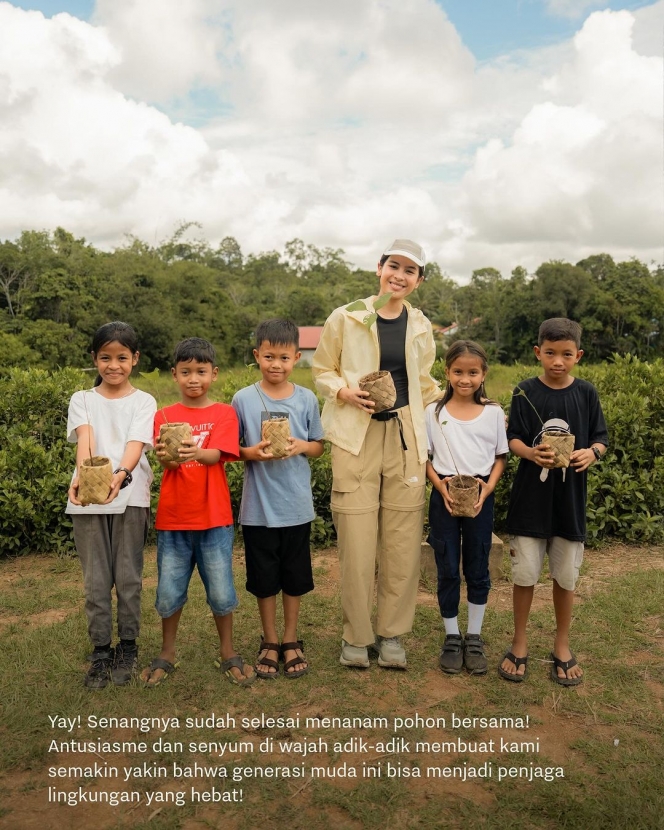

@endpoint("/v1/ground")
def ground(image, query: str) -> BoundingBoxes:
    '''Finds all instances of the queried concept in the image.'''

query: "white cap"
[383,238,426,268]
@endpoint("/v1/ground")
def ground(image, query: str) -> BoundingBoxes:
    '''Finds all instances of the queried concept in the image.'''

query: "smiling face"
[376,254,423,301]
[253,341,300,388]
[92,340,139,391]
[172,359,218,403]
[445,353,487,399]
[534,339,583,387]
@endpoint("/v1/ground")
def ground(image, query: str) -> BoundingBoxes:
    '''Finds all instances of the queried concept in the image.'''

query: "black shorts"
[242,522,314,598]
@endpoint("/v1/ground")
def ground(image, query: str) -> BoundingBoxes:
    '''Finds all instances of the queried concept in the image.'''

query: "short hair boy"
[231,319,324,678]
[499,318,608,686]
[140,337,255,687]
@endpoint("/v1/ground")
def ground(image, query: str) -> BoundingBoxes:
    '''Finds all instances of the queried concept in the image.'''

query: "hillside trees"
[0,225,661,369]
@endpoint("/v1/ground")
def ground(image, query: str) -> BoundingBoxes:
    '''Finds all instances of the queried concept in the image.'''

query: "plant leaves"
[373,292,394,310]
[345,300,367,312]
[139,368,161,382]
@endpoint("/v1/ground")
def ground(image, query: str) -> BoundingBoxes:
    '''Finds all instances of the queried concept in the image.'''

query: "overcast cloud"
[0,0,661,280]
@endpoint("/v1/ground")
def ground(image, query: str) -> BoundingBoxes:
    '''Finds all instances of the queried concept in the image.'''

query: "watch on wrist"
[114,467,133,488]
[592,447,602,463]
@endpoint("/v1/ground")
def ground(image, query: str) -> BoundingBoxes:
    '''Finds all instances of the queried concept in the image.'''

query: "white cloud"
[0,0,661,281]
[457,9,663,274]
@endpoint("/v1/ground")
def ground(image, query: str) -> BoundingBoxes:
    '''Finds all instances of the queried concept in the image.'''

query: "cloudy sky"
[0,0,662,280]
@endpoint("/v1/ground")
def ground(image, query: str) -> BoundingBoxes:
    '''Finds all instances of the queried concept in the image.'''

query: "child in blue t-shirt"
[232,319,324,679]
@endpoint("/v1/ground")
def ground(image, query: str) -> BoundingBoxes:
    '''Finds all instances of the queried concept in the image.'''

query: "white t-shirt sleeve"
[127,393,157,447]
[425,403,435,454]
[494,406,509,456]
[67,390,91,442]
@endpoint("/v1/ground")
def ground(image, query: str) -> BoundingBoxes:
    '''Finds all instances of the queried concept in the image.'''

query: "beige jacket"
[312,297,441,462]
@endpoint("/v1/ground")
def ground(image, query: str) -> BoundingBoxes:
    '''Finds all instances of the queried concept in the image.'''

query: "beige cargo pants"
[331,406,426,647]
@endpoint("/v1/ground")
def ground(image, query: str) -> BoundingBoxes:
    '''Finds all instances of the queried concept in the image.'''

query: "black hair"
[254,319,299,350]
[538,318,582,348]
[173,337,216,366]
[90,321,139,387]
[435,339,497,418]
[379,254,425,279]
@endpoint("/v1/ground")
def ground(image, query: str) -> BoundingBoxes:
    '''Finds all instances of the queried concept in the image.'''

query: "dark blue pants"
[427,478,493,619]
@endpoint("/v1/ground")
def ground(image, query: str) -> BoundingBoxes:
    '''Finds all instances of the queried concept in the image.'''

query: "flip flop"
[215,655,256,686]
[281,640,309,679]
[497,650,528,683]
[142,657,179,688]
[550,651,583,687]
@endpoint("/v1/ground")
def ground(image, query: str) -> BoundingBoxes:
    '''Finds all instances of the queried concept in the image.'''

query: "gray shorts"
[508,535,583,591]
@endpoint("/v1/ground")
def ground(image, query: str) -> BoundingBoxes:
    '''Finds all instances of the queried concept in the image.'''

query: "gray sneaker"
[340,640,370,668]
[439,634,464,674]
[463,634,488,675]
[373,636,407,669]
[111,642,138,686]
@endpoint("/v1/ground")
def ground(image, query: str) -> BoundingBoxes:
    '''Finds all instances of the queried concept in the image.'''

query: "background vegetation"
[1,225,662,370]
[1,356,662,556]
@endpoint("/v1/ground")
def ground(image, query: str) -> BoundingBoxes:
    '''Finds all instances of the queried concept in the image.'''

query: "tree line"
[1,224,661,370]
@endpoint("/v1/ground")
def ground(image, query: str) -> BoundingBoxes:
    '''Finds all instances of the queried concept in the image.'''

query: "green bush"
[0,368,84,554]
[3,358,661,555]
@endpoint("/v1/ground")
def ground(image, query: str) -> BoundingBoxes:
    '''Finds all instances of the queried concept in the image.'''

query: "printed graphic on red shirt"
[154,403,240,531]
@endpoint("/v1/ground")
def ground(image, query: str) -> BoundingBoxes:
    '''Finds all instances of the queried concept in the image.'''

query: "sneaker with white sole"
[372,636,407,669]
[340,640,370,668]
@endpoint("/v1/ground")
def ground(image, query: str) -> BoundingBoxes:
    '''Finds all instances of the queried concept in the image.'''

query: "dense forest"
[1,224,662,369]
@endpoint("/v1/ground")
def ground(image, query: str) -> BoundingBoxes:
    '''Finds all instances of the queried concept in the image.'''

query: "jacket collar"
[345,296,427,333]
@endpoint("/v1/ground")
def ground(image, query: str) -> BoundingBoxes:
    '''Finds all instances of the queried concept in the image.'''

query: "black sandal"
[255,638,280,679]
[497,650,528,683]
[281,640,309,679]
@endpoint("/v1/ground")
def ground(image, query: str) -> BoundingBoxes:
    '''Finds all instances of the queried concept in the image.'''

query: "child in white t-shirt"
[67,321,156,690]
[425,340,508,676]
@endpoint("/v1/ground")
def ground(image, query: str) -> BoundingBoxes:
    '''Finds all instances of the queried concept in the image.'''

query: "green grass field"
[0,541,662,829]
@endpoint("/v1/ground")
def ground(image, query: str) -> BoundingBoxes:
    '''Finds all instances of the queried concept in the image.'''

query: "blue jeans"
[427,479,493,619]
[156,526,237,618]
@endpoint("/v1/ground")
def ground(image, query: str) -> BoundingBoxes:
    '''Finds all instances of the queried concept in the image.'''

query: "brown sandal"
[256,638,280,679]
[281,640,309,679]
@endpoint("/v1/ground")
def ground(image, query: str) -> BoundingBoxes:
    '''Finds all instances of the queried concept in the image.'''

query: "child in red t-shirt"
[140,338,255,687]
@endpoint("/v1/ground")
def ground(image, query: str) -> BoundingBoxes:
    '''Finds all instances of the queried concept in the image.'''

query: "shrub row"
[0,357,661,555]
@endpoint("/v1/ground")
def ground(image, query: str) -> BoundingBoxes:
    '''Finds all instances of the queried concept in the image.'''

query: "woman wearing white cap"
[313,240,441,669]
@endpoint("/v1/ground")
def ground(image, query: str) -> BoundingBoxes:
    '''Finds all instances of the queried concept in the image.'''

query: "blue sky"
[10,0,654,59]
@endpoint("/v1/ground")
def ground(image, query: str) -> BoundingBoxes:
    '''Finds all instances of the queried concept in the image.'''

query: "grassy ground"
[0,542,662,829]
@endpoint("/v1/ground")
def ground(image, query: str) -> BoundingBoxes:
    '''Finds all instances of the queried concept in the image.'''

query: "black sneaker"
[111,643,138,686]
[463,634,488,675]
[439,634,464,674]
[85,648,114,690]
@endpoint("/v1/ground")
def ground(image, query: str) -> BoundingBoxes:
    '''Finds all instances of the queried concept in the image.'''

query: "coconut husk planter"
[262,417,291,458]
[359,371,397,414]
[448,474,479,518]
[78,456,113,505]
[159,422,192,463]
[542,431,575,468]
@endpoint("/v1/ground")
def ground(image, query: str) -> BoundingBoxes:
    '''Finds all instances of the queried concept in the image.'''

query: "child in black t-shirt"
[498,318,608,686]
